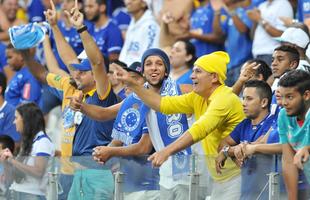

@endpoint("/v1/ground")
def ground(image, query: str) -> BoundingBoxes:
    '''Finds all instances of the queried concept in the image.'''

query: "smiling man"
[115,51,245,199]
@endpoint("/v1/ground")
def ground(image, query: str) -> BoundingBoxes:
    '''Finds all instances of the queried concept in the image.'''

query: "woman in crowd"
[0,102,55,199]
[169,39,196,85]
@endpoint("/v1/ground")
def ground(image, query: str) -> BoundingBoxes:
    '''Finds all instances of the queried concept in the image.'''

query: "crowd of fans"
[0,0,309,199]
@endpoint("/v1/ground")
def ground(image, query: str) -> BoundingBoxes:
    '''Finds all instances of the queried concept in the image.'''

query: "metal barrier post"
[268,172,280,200]
[189,155,200,200]
[114,171,124,200]
[46,172,58,200]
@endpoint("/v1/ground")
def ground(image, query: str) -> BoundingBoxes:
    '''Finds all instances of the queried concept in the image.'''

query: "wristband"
[77,25,87,33]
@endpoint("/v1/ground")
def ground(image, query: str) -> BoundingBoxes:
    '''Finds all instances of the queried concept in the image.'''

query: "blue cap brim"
[70,59,92,71]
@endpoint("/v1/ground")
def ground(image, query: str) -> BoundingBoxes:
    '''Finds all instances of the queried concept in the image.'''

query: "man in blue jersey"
[92,62,160,200]
[71,49,195,200]
[26,0,46,22]
[4,44,42,107]
[0,73,20,143]
[298,0,310,30]
[216,80,274,199]
[213,0,253,86]
[184,0,225,57]
[23,0,118,198]
[83,0,123,61]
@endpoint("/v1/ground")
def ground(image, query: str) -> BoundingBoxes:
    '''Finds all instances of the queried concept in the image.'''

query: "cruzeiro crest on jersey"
[120,104,140,132]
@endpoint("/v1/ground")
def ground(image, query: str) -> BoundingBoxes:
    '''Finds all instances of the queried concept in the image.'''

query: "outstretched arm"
[43,35,69,77]
[114,65,162,112]
[80,102,121,121]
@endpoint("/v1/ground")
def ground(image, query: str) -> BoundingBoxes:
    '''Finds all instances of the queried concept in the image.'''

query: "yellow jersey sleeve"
[46,73,71,91]
[160,92,195,115]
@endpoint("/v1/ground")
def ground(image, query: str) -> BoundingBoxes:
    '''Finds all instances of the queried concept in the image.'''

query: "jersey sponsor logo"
[54,75,62,82]
[22,83,31,100]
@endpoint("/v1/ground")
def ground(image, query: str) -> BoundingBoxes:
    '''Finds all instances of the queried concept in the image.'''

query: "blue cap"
[141,48,170,75]
[70,59,92,71]
[9,22,49,50]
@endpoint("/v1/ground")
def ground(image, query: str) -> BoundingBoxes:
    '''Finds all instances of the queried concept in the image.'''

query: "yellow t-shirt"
[160,85,245,182]
[47,73,80,157]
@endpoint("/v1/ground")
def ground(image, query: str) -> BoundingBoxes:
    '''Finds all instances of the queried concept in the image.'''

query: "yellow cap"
[194,51,230,85]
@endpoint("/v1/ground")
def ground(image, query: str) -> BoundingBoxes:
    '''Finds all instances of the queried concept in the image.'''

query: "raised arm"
[43,35,69,77]
[44,0,79,67]
[20,49,48,84]
[64,0,110,98]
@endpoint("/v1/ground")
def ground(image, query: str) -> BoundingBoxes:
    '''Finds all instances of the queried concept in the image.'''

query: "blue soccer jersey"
[27,0,45,22]
[89,20,123,58]
[0,101,20,142]
[0,42,7,72]
[190,3,224,57]
[5,67,42,107]
[220,7,253,69]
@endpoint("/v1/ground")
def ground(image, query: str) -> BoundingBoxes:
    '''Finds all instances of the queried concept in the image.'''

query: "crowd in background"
[0,0,309,199]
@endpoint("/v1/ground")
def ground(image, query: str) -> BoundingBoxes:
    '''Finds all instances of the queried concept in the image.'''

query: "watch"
[221,145,230,158]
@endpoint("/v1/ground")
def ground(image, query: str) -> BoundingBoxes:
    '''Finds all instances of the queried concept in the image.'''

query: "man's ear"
[289,60,298,70]
[100,4,106,13]
[261,98,268,109]
[303,90,310,101]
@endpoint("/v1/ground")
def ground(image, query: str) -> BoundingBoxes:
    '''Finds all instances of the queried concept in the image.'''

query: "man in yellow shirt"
[115,51,245,199]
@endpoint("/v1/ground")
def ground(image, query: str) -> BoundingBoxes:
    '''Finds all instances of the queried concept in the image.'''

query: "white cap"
[277,27,310,49]
[77,50,87,59]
